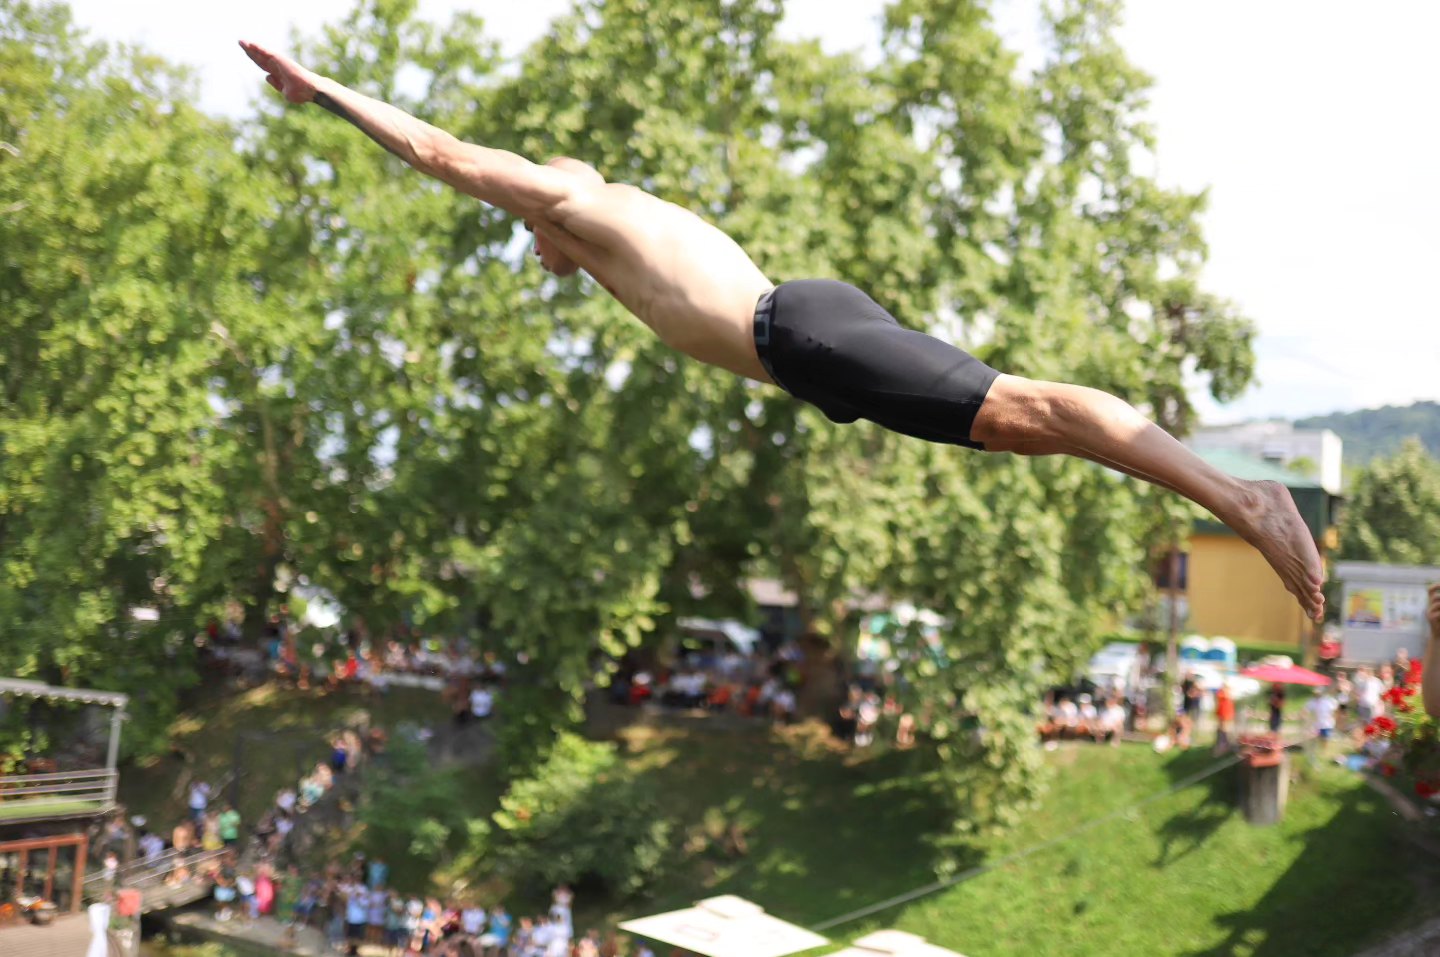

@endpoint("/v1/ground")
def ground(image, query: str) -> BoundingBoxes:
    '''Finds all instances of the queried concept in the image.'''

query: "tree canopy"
[1338,439,1440,568]
[1,0,1253,828]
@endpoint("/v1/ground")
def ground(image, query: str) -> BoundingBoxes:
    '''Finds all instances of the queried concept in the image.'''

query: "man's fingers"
[238,40,276,71]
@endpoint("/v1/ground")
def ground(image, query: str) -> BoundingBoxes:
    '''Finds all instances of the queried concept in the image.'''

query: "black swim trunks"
[753,279,1000,450]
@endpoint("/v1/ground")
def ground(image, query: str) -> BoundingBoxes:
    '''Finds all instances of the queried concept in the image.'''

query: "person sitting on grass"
[239,39,1326,626]
[1076,693,1099,739]
[1096,697,1126,746]
[1055,694,1080,740]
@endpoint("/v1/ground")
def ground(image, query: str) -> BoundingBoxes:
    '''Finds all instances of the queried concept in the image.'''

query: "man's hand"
[1429,583,1440,641]
[239,40,318,104]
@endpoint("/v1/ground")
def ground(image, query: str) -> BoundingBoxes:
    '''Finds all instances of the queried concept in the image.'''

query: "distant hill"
[1294,401,1440,464]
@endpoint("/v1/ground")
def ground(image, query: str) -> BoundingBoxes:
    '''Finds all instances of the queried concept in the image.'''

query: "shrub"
[467,733,671,898]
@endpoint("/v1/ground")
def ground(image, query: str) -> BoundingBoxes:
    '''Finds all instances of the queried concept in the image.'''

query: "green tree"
[0,0,283,750]
[2,0,1255,839]
[1338,439,1440,566]
[455,732,671,898]
[455,0,1254,830]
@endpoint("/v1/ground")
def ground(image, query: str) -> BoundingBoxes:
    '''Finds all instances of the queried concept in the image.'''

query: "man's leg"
[971,374,1324,619]
[982,437,1185,496]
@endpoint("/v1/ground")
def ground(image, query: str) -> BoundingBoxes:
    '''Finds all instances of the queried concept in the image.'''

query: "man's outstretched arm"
[239,40,576,222]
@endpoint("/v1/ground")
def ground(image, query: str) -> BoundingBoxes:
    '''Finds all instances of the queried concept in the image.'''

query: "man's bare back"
[532,179,775,382]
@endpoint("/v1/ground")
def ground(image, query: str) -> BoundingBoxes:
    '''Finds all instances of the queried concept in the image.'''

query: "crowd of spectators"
[93,718,383,904]
[1027,643,1428,762]
[1037,692,1128,747]
[606,640,806,725]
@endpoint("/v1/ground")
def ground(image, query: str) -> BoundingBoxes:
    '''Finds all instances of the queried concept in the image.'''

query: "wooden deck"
[0,913,98,957]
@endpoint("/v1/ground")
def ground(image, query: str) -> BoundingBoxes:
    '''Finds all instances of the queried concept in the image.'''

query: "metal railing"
[83,847,229,908]
[0,768,117,822]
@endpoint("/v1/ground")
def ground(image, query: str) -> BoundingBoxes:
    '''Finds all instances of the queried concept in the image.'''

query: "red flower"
[1417,780,1440,799]
[1398,702,1414,713]
[1381,763,1398,778]
[1374,715,1398,734]
[1408,660,1424,683]
[1364,722,1378,736]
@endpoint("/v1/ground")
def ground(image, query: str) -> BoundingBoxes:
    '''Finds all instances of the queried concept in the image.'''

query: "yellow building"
[1180,449,1341,649]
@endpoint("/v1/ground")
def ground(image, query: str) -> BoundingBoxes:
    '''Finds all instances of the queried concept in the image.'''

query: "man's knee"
[972,375,1063,447]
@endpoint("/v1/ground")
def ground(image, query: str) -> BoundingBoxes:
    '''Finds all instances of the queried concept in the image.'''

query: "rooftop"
[1193,448,1326,489]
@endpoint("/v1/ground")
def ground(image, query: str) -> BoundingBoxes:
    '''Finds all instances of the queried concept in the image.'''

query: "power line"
[808,751,1245,934]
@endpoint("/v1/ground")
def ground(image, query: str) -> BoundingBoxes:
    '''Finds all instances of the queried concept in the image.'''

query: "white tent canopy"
[676,618,762,655]
[827,929,969,957]
[618,895,828,957]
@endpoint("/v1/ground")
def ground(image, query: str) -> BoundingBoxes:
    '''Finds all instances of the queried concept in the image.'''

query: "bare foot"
[1231,480,1325,621]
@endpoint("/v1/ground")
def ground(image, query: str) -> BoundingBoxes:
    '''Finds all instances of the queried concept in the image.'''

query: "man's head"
[530,157,604,276]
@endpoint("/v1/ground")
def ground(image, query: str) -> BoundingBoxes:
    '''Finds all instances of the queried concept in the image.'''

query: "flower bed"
[1366,661,1440,798]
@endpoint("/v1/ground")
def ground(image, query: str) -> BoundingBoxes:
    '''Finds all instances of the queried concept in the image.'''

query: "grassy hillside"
[583,724,1440,957]
[1296,401,1440,464]
[131,695,1440,957]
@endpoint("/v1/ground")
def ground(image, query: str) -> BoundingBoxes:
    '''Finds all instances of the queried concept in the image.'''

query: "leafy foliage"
[1337,440,1440,566]
[2,0,1254,835]
[461,732,671,898]
[353,736,477,892]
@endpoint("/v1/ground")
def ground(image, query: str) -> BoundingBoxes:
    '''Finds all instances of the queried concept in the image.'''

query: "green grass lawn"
[129,687,1440,957]
[118,682,447,826]
[582,724,1440,957]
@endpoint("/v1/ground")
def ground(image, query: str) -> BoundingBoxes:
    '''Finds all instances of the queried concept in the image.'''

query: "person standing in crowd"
[1179,672,1202,748]
[1354,666,1384,731]
[404,895,425,953]
[461,899,487,941]
[470,683,494,721]
[510,916,536,957]
[200,810,224,852]
[235,869,258,925]
[1333,672,1353,733]
[385,894,408,956]
[1213,684,1235,754]
[1305,687,1339,756]
[188,780,211,826]
[330,735,350,775]
[277,866,305,948]
[170,817,195,851]
[217,804,241,849]
[1267,683,1286,734]
[854,692,881,747]
[344,879,370,955]
[478,904,511,956]
[545,912,572,957]
[367,885,390,948]
[1392,647,1411,684]
[324,876,347,952]
[254,863,275,918]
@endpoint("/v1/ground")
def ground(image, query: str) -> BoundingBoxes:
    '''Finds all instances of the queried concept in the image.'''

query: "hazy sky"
[62,0,1440,424]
